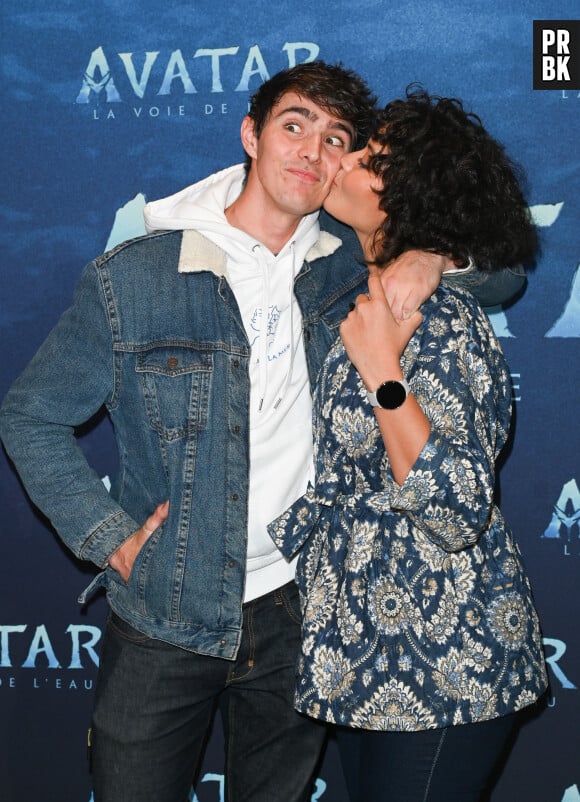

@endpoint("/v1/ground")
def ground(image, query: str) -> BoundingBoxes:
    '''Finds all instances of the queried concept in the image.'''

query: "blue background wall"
[1,2,578,800]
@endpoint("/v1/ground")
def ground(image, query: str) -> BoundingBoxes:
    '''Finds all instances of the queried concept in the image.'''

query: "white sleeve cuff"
[444,256,475,274]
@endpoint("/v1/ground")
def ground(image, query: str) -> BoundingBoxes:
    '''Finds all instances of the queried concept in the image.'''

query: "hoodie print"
[250,305,288,361]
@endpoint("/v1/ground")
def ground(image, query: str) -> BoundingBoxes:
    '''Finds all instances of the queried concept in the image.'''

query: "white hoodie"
[144,164,322,602]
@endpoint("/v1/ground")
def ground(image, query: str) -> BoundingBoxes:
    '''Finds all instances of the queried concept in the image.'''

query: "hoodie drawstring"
[274,241,297,410]
[252,243,270,412]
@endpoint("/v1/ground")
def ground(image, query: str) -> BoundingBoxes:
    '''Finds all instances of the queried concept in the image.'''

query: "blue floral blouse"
[269,283,548,731]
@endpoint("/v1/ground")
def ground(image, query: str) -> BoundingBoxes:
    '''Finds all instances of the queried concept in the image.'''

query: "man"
[0,62,524,802]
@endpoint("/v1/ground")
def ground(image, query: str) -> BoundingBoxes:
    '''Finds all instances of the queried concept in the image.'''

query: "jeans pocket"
[276,581,302,625]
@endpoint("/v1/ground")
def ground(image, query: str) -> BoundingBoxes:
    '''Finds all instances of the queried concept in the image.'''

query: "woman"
[268,88,548,801]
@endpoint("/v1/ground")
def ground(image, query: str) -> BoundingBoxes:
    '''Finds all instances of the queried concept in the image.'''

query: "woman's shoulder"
[427,280,482,308]
[421,282,494,331]
[414,282,506,368]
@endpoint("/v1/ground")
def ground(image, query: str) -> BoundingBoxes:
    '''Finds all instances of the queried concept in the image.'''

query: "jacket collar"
[177,229,343,274]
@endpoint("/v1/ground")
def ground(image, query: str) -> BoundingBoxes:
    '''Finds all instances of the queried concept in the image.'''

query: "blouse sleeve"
[385,289,513,552]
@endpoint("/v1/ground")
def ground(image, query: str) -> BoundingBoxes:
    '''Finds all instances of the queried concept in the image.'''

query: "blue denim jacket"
[0,214,525,658]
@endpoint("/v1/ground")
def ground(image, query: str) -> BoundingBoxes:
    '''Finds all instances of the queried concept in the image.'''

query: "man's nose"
[298,133,322,162]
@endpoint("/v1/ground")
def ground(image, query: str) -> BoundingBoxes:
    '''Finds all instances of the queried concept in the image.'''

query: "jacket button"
[233,359,240,368]
[232,494,239,501]
[233,425,240,434]
[228,560,235,568]
[167,357,179,368]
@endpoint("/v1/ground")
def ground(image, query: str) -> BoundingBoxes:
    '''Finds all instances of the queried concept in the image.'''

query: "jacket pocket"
[136,345,212,441]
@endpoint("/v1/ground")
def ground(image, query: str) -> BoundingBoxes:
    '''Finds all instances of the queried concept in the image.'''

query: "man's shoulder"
[318,210,359,250]
[315,210,364,274]
[88,231,186,295]
[94,229,183,269]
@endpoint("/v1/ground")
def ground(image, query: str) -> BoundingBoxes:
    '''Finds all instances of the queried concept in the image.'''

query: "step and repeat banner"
[1,2,578,801]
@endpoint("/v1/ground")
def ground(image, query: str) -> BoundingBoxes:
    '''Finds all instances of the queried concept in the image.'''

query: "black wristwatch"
[366,379,410,410]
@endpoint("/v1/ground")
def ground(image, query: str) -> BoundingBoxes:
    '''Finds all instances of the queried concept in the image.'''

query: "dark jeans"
[91,582,327,802]
[337,712,518,802]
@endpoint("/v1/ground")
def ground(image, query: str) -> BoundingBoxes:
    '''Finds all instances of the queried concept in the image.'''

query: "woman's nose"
[340,148,360,170]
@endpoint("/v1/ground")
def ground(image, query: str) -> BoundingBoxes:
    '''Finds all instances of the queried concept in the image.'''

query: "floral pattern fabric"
[269,283,548,731]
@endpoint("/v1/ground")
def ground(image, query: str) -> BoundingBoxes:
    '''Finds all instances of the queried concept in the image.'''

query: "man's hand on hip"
[109,500,170,582]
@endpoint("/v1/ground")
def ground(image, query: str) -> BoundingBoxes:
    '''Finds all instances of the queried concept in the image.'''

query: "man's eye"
[326,135,347,148]
[284,122,302,133]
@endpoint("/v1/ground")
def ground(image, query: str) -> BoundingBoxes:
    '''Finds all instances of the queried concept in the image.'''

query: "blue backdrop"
[1,2,578,801]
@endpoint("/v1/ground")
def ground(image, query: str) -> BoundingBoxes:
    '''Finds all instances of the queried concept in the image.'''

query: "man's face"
[241,92,355,221]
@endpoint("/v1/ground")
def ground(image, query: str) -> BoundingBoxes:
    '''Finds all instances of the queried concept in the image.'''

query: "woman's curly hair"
[367,87,538,271]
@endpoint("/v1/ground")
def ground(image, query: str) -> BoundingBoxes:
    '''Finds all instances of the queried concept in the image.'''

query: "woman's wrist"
[360,363,404,392]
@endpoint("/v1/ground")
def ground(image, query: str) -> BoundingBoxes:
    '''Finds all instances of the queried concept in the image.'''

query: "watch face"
[376,380,407,409]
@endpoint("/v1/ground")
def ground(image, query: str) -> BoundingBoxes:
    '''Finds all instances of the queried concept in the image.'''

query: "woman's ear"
[240,116,258,160]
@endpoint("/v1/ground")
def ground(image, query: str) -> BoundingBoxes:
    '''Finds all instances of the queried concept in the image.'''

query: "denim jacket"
[0,214,525,658]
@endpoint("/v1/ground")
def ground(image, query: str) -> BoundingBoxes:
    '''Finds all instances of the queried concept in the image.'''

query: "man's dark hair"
[367,86,538,271]
[245,60,377,169]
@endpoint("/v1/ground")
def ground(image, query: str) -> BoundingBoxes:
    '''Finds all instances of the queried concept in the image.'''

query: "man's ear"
[240,116,258,160]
